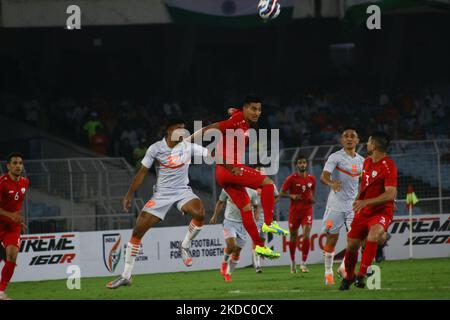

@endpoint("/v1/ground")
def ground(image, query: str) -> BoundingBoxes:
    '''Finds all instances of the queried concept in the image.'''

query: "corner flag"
[406,184,419,208]
[406,183,418,258]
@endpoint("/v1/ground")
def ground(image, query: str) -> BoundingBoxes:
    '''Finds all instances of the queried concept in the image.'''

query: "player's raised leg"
[179,198,205,266]
[107,212,160,289]
[260,177,289,236]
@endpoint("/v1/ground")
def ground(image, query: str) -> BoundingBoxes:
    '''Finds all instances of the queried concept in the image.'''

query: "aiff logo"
[102,233,122,273]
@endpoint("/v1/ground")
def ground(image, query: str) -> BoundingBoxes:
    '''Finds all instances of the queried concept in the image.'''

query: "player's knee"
[303,227,311,238]
[261,177,274,186]
[368,226,384,242]
[326,234,338,247]
[347,239,360,252]
[6,252,17,263]
[290,232,298,242]
[192,210,205,222]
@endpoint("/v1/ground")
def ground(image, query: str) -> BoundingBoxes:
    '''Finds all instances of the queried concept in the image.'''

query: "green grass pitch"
[8,257,450,300]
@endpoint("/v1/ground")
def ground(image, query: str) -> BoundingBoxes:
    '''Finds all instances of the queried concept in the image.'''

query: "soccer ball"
[258,0,281,21]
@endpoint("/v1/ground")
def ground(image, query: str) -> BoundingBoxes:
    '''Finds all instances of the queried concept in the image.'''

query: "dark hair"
[165,118,185,132]
[243,94,262,106]
[7,152,24,163]
[342,127,358,135]
[296,154,307,162]
[370,131,391,152]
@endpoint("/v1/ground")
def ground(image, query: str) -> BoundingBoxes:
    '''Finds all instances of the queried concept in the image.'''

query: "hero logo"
[102,233,122,273]
[389,217,450,245]
[20,234,76,266]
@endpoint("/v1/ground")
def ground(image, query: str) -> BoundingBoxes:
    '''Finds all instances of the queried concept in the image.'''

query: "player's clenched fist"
[330,181,342,193]
[122,195,132,212]
[353,199,368,213]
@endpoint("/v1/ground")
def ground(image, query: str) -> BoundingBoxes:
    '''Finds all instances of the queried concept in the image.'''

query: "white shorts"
[223,218,247,248]
[321,207,354,235]
[142,187,199,221]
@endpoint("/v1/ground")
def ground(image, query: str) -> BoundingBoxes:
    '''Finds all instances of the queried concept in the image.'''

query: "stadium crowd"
[1,86,449,167]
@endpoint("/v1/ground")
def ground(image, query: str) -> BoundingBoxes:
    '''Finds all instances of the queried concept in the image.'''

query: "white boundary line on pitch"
[227,287,440,294]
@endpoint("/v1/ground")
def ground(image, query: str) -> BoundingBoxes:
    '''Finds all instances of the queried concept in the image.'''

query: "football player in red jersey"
[340,132,398,290]
[280,155,316,273]
[187,95,288,259]
[0,152,29,300]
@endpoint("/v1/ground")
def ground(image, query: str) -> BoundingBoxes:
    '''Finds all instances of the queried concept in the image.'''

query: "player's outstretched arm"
[185,122,221,144]
[210,200,225,224]
[123,166,149,212]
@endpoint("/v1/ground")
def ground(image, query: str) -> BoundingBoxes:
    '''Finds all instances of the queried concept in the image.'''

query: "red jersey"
[217,109,250,164]
[0,174,29,225]
[281,172,316,210]
[358,156,397,218]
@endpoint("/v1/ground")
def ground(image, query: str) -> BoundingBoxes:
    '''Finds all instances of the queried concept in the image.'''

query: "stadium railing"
[274,139,450,221]
[1,139,448,233]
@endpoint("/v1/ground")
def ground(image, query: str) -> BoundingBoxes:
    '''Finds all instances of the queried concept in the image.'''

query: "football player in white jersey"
[320,128,365,285]
[251,166,280,273]
[210,188,260,282]
[107,119,209,289]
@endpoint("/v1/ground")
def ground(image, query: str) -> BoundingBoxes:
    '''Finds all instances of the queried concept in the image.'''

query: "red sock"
[0,261,16,291]
[344,250,358,280]
[301,237,310,263]
[289,239,297,261]
[241,209,264,247]
[358,241,377,277]
[260,184,275,225]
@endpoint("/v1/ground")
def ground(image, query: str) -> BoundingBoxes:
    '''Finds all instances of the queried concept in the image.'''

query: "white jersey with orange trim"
[219,188,259,223]
[141,137,208,192]
[323,148,364,212]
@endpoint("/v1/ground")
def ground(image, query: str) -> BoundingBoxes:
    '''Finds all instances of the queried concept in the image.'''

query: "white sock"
[253,251,261,268]
[228,258,239,274]
[181,221,203,248]
[339,257,345,270]
[324,251,335,275]
[122,241,140,280]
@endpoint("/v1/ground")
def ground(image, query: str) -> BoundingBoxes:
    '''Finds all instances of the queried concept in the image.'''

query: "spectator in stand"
[90,127,109,155]
[120,125,139,149]
[133,138,147,170]
[23,99,40,127]
[119,137,134,165]
[83,112,102,144]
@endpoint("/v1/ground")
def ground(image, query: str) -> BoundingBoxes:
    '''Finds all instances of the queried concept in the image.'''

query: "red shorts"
[0,220,22,249]
[216,164,265,209]
[347,213,392,240]
[288,208,313,231]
